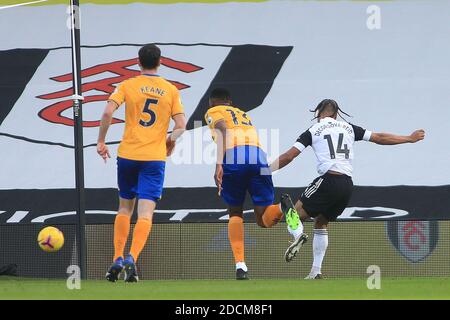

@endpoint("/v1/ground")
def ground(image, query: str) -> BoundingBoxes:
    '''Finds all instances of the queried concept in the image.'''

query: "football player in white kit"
[270,99,425,279]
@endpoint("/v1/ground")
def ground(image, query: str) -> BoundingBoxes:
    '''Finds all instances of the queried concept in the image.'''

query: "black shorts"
[300,173,353,222]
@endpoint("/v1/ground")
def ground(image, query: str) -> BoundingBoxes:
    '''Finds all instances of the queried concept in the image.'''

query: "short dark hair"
[209,88,231,101]
[139,44,161,69]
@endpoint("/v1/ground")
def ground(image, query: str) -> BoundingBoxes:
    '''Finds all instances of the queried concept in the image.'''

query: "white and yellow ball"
[37,226,65,252]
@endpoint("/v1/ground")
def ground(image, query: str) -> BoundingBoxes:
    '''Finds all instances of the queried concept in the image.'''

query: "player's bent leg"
[305,214,329,280]
[248,161,278,229]
[253,206,267,228]
[295,200,311,223]
[110,157,140,282]
[106,197,135,282]
[114,197,135,259]
[228,208,249,280]
[284,198,310,263]
[254,205,283,228]
[289,200,311,239]
[124,199,156,283]
[119,197,136,215]
[220,157,249,280]
[281,195,301,231]
[314,214,328,229]
[136,198,156,221]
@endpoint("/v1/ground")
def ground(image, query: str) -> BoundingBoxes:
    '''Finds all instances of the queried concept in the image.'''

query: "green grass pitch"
[1,277,449,300]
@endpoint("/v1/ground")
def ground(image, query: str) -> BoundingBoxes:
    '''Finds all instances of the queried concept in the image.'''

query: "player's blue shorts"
[221,145,274,207]
[117,157,165,202]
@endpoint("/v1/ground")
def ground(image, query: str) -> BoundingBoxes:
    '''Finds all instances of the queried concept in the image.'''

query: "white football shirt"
[293,117,372,177]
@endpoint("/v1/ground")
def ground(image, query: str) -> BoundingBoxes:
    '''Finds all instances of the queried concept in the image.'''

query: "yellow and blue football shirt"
[109,74,184,161]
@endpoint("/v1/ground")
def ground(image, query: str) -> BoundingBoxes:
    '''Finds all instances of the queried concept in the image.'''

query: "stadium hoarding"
[1,1,449,191]
[1,0,449,281]
[2,42,446,223]
[0,186,450,224]
[1,221,449,279]
[0,44,292,147]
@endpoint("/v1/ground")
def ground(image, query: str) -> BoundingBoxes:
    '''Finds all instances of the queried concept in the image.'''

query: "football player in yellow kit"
[97,44,186,282]
[205,88,302,280]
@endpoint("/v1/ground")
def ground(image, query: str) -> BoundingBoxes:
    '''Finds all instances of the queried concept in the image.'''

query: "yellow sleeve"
[108,83,126,107]
[205,108,225,129]
[171,87,185,116]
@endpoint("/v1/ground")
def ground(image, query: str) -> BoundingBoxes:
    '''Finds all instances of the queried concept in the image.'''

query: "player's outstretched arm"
[369,129,425,145]
[270,147,301,172]
[97,101,118,162]
[166,113,187,156]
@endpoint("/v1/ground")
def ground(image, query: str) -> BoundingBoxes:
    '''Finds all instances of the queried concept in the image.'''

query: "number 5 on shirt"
[140,98,158,127]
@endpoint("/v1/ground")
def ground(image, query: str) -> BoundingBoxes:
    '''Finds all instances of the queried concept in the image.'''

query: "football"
[37,226,65,253]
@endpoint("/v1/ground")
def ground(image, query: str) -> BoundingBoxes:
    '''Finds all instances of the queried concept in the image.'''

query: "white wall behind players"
[0,1,448,188]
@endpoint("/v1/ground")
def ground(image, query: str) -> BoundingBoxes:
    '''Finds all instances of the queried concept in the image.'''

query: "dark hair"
[209,88,231,101]
[138,44,161,69]
[310,99,352,121]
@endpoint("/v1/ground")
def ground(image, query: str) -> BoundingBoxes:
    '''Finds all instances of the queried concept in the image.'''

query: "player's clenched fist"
[97,142,111,162]
[409,129,425,143]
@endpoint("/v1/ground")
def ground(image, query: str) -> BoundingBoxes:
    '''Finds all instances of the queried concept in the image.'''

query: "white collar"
[319,117,335,122]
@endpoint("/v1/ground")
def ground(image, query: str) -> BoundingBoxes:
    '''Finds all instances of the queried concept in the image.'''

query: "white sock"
[236,262,248,272]
[287,221,304,240]
[311,229,328,275]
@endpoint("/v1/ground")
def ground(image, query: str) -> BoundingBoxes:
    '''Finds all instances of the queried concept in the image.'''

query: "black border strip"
[1,186,449,224]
